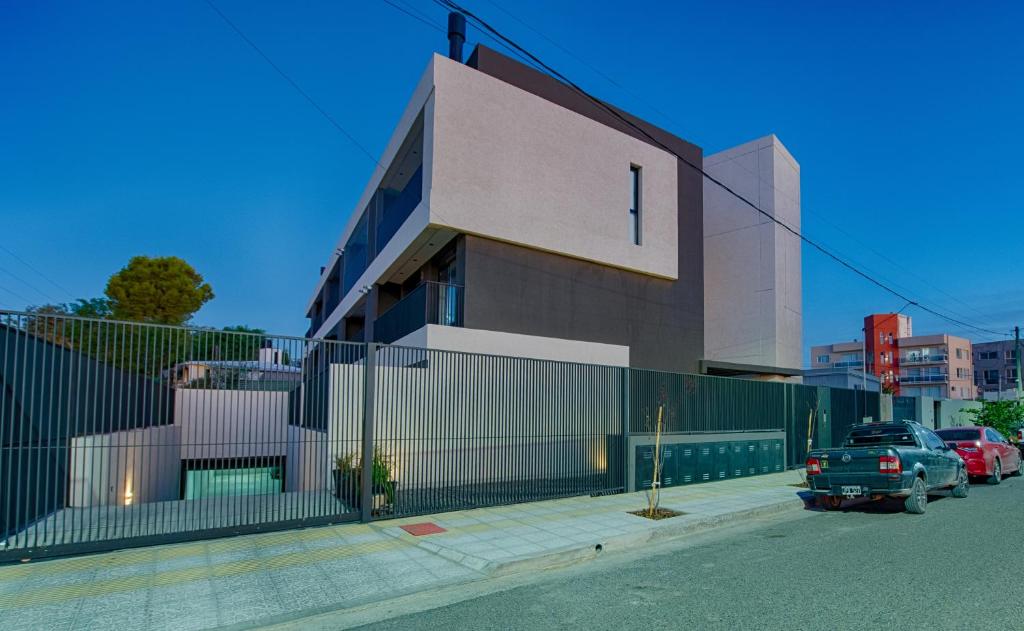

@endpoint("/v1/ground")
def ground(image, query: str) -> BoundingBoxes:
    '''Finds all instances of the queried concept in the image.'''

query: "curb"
[393,494,809,578]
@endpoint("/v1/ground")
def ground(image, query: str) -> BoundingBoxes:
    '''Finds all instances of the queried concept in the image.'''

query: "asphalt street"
[359,475,1024,630]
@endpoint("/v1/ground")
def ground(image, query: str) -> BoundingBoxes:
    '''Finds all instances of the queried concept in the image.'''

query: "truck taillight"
[806,457,822,475]
[879,455,902,474]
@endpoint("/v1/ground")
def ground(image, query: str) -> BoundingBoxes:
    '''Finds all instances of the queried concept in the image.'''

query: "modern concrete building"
[973,339,1021,396]
[304,43,802,377]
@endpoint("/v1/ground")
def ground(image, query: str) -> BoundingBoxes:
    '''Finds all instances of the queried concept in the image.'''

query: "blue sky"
[2,1,1022,356]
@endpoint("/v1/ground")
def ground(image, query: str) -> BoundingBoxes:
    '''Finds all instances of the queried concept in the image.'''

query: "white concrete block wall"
[428,55,679,279]
[68,425,181,508]
[393,324,631,367]
[703,135,802,371]
[174,390,290,460]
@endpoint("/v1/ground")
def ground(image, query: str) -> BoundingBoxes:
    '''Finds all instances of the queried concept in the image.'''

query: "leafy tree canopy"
[105,256,213,325]
[967,400,1024,442]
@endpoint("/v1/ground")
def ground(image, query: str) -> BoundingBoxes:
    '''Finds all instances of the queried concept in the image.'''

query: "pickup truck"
[805,421,969,514]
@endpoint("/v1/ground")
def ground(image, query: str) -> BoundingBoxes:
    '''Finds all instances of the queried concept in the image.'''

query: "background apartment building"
[304,43,802,378]
[974,339,1022,398]
[899,333,973,399]
[810,314,974,399]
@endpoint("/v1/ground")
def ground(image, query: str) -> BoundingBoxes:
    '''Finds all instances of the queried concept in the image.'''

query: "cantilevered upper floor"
[305,44,706,372]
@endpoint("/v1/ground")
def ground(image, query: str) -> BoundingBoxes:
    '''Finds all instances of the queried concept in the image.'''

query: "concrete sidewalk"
[0,471,809,631]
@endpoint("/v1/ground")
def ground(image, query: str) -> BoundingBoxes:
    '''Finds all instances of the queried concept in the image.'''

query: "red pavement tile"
[399,522,447,536]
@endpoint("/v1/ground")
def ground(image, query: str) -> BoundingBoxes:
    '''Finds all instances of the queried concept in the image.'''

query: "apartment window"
[879,332,885,345]
[980,350,998,360]
[816,354,830,364]
[1008,368,1019,381]
[984,369,1000,385]
[888,333,894,344]
[1008,350,1019,360]
[629,166,641,245]
[955,348,963,359]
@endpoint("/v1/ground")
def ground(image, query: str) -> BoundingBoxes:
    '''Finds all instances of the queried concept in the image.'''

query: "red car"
[936,426,1023,484]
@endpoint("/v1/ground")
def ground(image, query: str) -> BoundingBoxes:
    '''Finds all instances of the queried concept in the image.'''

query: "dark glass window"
[629,166,641,245]
[843,426,917,447]
[936,428,980,441]
[342,210,369,296]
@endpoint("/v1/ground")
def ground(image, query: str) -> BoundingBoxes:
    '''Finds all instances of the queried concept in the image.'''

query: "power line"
[479,0,678,126]
[202,0,384,171]
[0,264,59,303]
[469,1,996,331]
[0,244,77,301]
[381,0,445,33]
[435,0,1008,339]
[0,284,33,305]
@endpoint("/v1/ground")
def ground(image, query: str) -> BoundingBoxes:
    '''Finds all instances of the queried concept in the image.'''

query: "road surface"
[360,476,1024,630]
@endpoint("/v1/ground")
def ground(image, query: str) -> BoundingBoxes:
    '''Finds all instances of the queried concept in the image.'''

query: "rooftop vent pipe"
[447,12,466,62]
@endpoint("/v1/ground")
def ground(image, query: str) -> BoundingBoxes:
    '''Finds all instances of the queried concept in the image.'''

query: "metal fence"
[1,310,881,561]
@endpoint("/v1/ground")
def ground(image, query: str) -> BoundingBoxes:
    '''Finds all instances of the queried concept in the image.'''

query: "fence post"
[360,342,377,522]
[620,367,630,492]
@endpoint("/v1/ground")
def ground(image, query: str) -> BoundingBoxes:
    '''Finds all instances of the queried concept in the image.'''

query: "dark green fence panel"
[893,396,916,422]
[787,384,821,467]
[629,372,787,433]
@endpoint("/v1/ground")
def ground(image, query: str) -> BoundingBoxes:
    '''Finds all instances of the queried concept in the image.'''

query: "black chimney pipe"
[447,12,466,62]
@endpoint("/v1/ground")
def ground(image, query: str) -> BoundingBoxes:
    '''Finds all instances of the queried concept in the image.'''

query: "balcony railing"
[900,373,948,384]
[373,281,464,344]
[899,354,948,365]
[832,360,863,368]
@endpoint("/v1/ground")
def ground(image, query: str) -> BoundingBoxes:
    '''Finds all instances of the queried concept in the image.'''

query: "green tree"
[967,400,1024,442]
[105,256,213,325]
[24,299,113,347]
[190,325,268,362]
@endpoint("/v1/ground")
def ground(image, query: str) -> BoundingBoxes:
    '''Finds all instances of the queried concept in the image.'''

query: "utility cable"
[203,0,384,171]
[0,244,77,301]
[435,0,1007,339]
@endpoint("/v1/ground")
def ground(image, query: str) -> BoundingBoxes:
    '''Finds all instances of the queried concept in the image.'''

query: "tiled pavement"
[0,471,808,630]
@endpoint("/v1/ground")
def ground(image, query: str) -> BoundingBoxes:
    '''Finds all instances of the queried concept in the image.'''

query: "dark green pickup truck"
[805,421,969,514]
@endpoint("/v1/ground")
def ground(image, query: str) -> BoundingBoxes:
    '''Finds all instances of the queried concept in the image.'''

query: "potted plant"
[333,449,397,513]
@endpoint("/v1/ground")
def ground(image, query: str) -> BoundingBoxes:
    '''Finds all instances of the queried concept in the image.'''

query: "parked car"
[806,421,968,514]
[935,426,1023,484]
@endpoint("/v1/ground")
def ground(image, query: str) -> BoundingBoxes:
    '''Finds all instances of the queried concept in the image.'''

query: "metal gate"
[0,312,363,561]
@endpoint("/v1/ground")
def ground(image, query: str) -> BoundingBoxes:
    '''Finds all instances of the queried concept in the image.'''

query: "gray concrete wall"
[461,234,703,373]
[935,399,982,429]
[703,135,802,372]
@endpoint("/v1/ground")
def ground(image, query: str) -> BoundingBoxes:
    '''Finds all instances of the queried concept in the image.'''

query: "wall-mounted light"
[124,479,134,506]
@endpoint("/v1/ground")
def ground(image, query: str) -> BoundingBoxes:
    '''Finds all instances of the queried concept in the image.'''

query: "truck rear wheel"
[904,477,927,514]
[951,469,969,498]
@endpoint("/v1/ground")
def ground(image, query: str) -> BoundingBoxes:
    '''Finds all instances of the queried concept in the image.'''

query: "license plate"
[840,485,862,497]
